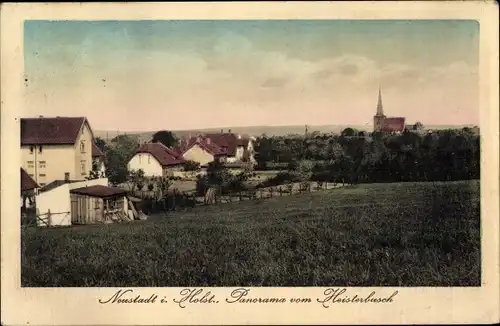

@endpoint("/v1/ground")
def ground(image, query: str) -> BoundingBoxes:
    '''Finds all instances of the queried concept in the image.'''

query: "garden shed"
[70,185,130,224]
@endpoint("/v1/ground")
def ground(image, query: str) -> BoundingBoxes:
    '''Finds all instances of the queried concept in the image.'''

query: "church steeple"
[376,87,384,116]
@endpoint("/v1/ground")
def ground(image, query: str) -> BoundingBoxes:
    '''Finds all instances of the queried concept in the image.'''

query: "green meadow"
[21,180,480,287]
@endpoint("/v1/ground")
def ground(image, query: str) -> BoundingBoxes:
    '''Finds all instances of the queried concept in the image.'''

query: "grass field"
[21,180,480,287]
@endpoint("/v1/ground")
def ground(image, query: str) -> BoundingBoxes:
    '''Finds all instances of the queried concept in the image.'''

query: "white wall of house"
[36,178,108,227]
[93,158,106,177]
[36,183,71,227]
[127,153,163,177]
[247,140,256,163]
[235,146,245,160]
[99,161,106,177]
[183,144,215,166]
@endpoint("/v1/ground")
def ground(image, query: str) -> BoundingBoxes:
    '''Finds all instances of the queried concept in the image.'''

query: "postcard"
[1,2,499,325]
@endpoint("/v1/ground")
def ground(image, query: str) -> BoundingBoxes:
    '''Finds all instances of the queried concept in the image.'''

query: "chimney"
[64,172,70,181]
[206,137,211,144]
[196,135,202,143]
[237,134,242,139]
[228,129,232,133]
[220,129,223,134]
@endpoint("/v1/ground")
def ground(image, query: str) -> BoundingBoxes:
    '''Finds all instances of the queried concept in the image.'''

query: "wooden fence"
[135,181,348,214]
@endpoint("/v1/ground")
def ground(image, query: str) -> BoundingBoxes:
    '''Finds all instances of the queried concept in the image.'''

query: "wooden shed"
[70,185,129,225]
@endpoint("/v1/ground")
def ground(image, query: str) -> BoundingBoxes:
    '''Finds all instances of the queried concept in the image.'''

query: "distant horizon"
[24,20,479,130]
[90,123,478,140]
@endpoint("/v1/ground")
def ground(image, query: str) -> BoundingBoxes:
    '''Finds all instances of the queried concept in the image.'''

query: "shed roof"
[70,185,127,198]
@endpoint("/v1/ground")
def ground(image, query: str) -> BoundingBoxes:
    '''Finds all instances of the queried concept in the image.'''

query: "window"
[40,183,46,186]
[39,146,43,153]
[28,174,34,178]
[148,155,151,164]
[80,160,87,175]
[39,173,46,177]
[29,146,34,154]
[27,161,34,168]
[80,140,86,153]
[139,154,142,164]
[39,161,46,168]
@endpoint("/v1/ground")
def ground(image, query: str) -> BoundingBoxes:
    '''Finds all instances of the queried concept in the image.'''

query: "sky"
[23,20,479,131]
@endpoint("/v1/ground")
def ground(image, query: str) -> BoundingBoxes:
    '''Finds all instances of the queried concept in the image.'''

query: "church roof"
[381,117,406,132]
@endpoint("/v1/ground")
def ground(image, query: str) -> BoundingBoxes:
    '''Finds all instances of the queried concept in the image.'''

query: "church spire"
[376,87,384,116]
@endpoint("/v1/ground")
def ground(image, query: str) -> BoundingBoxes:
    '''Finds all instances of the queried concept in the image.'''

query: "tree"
[128,169,146,191]
[94,137,106,152]
[341,128,356,137]
[111,134,138,145]
[152,130,178,148]
[413,121,424,131]
[104,135,139,185]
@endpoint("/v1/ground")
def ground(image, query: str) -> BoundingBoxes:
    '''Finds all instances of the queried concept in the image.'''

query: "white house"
[127,142,185,177]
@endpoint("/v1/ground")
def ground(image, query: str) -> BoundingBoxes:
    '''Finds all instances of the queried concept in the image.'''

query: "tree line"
[94,127,479,187]
[254,128,480,184]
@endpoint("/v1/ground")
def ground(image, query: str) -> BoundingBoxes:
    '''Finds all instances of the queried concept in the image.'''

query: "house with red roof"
[127,142,185,177]
[176,131,256,167]
[373,89,406,134]
[21,116,99,187]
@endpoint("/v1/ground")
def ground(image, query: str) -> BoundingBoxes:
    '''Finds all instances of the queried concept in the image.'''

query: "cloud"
[24,31,479,129]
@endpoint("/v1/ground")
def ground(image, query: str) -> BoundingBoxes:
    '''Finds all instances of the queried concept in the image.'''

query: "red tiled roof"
[70,185,127,198]
[91,142,104,157]
[175,137,225,156]
[21,117,90,145]
[21,168,39,191]
[381,117,406,132]
[177,133,249,157]
[204,133,240,156]
[136,142,185,166]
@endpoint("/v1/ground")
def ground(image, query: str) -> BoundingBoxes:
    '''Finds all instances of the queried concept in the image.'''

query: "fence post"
[239,191,242,201]
[279,187,282,196]
[47,209,52,226]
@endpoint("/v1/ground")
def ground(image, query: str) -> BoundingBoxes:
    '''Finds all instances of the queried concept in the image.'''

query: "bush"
[183,160,201,172]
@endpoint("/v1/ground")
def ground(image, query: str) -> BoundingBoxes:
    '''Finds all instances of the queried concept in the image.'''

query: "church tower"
[373,87,386,132]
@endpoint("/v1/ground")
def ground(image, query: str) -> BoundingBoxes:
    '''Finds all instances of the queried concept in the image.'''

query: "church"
[373,88,406,133]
